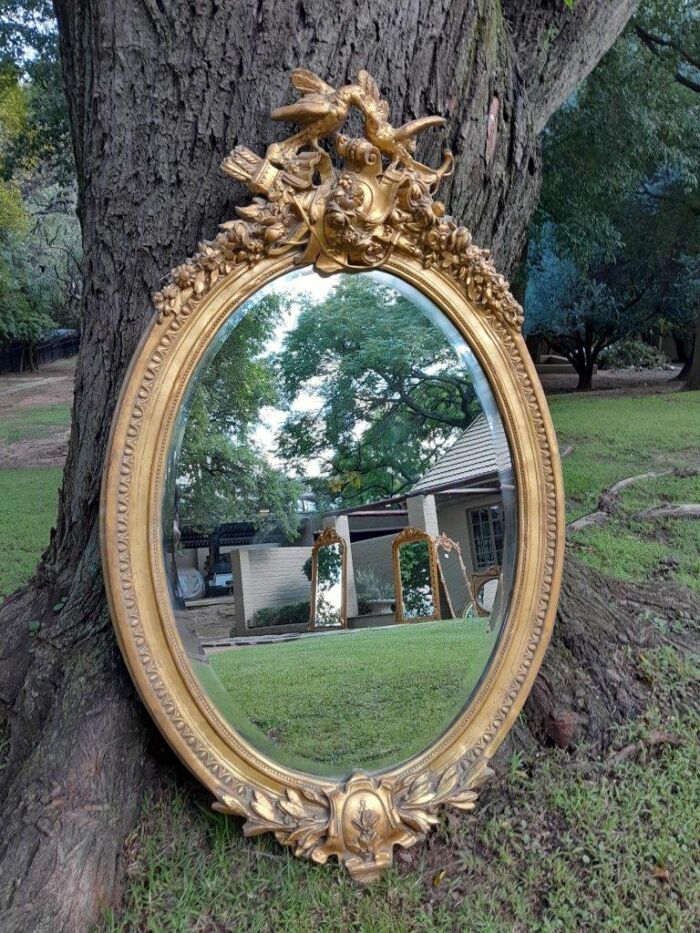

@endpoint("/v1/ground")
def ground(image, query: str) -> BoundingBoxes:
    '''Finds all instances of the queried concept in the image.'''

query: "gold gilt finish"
[392,527,441,625]
[435,531,471,618]
[308,526,348,631]
[470,567,503,618]
[101,68,564,883]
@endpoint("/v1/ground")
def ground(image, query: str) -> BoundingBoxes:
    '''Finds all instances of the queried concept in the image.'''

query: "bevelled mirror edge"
[100,66,565,883]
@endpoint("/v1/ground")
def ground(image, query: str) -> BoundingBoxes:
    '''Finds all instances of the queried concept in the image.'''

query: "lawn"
[203,619,499,775]
[0,467,62,599]
[0,397,69,599]
[104,646,700,932]
[0,401,71,444]
[551,390,700,591]
[2,386,699,930]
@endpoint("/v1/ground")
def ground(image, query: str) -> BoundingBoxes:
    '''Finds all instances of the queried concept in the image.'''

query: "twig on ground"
[604,730,683,771]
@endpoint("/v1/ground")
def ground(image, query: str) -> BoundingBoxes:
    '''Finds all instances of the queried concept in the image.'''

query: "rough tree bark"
[0,2,641,930]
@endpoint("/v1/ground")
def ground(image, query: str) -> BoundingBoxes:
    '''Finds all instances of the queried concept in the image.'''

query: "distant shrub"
[250,600,310,629]
[355,565,392,601]
[599,340,672,371]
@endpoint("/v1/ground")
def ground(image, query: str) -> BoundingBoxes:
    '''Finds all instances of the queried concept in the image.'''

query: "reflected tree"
[399,540,435,618]
[275,275,480,506]
[177,292,302,539]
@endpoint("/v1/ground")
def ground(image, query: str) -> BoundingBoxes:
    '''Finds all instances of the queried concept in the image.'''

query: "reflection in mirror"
[309,529,346,629]
[393,530,439,623]
[163,268,517,777]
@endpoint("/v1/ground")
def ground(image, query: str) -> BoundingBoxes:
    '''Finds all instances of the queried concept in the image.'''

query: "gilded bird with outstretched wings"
[267,69,361,159]
[354,71,447,169]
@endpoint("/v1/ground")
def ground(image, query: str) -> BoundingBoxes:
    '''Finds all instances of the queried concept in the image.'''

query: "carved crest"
[153,68,523,331]
[213,758,493,883]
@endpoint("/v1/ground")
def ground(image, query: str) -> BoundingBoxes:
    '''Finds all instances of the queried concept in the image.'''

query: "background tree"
[524,0,700,387]
[0,2,642,929]
[0,1,80,367]
[175,291,301,540]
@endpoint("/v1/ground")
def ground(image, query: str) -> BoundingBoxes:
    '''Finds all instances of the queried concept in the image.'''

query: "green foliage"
[526,0,700,366]
[0,8,79,353]
[275,274,479,506]
[175,292,302,539]
[354,565,393,601]
[302,543,341,586]
[249,600,311,629]
[599,339,672,370]
[398,539,434,617]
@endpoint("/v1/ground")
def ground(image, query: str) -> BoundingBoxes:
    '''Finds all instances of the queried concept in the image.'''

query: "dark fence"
[0,331,80,375]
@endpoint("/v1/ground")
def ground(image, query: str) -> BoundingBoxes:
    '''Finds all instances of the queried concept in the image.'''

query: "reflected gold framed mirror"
[392,527,441,624]
[308,526,348,631]
[101,68,564,882]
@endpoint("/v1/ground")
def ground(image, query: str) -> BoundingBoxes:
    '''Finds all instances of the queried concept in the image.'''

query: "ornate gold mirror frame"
[308,526,348,631]
[435,531,471,618]
[392,527,441,624]
[101,68,564,883]
[470,566,502,618]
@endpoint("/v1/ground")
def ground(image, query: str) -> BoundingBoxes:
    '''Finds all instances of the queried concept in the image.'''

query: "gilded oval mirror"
[102,68,564,882]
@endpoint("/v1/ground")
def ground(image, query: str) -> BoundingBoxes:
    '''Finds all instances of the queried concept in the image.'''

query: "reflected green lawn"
[205,618,499,776]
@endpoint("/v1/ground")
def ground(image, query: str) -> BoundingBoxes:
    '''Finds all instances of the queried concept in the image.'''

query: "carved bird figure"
[355,70,447,170]
[268,69,360,159]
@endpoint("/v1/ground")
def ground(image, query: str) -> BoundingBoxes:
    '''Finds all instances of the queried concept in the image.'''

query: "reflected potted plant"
[355,566,394,616]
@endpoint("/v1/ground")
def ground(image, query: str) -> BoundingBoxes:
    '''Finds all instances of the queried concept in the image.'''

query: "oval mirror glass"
[162,268,517,777]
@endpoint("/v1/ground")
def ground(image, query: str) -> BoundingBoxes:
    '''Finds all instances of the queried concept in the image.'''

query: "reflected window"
[469,506,504,569]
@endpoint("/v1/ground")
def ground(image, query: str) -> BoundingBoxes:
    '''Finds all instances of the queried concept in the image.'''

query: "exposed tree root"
[505,559,700,757]
[633,504,700,520]
[567,466,699,532]
[604,729,683,771]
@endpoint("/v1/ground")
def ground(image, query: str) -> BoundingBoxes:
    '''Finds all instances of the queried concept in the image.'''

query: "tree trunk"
[576,359,596,391]
[509,558,700,754]
[685,308,700,391]
[0,2,641,929]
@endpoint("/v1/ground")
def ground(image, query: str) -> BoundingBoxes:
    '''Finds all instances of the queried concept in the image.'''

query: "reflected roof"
[409,413,505,495]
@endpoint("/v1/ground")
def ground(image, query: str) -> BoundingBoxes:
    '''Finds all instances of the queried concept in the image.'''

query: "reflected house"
[175,413,512,640]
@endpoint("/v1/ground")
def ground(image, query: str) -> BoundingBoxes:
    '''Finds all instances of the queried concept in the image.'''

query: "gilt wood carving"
[102,68,564,884]
[154,69,522,332]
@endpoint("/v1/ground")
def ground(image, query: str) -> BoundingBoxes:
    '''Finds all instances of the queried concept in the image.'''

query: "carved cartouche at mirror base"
[102,66,563,883]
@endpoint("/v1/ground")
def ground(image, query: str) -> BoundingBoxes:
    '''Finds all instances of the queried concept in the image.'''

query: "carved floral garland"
[153,70,523,333]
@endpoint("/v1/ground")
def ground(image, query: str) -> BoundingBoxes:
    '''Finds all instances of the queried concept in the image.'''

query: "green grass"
[569,471,700,591]
[204,619,499,775]
[0,467,61,599]
[0,401,71,443]
[551,391,700,589]
[2,383,698,929]
[549,391,700,521]
[103,643,700,932]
